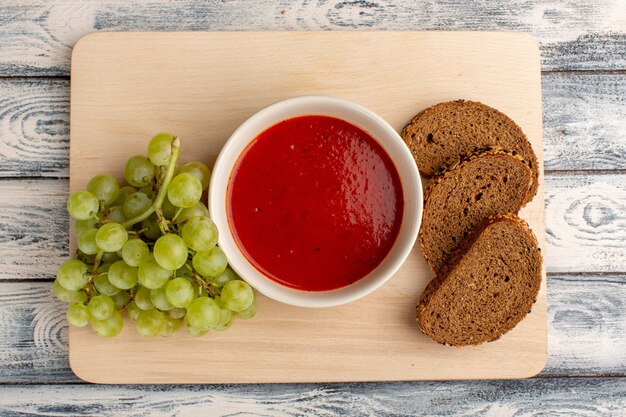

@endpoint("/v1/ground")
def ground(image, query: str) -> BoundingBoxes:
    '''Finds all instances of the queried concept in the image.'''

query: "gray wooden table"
[0,1,624,415]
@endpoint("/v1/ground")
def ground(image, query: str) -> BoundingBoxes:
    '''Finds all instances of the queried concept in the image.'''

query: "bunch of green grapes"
[54,133,256,337]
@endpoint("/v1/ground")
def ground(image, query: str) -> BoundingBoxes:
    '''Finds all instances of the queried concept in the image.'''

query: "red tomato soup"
[227,115,404,291]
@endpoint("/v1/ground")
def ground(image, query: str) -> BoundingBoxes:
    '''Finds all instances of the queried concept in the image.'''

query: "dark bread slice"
[419,147,533,275]
[417,213,542,346]
[401,100,538,204]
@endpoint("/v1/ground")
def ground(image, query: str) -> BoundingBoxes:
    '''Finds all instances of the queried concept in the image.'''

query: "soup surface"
[228,115,404,291]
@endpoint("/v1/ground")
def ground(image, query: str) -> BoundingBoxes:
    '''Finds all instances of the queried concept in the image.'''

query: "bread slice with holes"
[419,147,533,275]
[417,213,542,346]
[401,100,538,203]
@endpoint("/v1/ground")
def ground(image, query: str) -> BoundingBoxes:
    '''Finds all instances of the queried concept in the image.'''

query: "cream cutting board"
[69,31,546,383]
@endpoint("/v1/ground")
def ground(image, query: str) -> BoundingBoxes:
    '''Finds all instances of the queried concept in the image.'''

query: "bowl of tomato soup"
[210,96,422,307]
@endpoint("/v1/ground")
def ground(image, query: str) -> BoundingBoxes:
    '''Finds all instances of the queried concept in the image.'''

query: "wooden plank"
[545,173,626,273]
[543,73,626,171]
[0,378,624,415]
[0,179,68,281]
[0,171,624,282]
[1,73,623,178]
[0,274,622,383]
[0,282,76,383]
[0,1,624,76]
[68,31,547,383]
[545,274,626,376]
[0,78,69,177]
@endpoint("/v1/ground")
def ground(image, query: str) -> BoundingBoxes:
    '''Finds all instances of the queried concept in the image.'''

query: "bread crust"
[402,100,539,204]
[416,213,542,346]
[419,147,534,274]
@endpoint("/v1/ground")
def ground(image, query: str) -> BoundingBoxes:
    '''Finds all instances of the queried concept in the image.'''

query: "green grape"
[184,316,209,337]
[136,309,166,337]
[78,228,99,255]
[101,251,121,264]
[165,277,194,308]
[161,195,178,219]
[178,161,211,190]
[57,259,89,291]
[236,297,257,320]
[141,216,162,240]
[124,155,155,188]
[167,173,202,208]
[221,280,254,312]
[153,234,188,270]
[77,251,96,264]
[150,287,174,311]
[175,201,209,224]
[127,301,142,321]
[139,184,156,198]
[123,192,152,219]
[147,133,174,166]
[190,280,209,298]
[87,174,120,206]
[53,280,88,303]
[138,254,172,289]
[67,191,99,220]
[134,285,154,310]
[160,316,182,336]
[113,185,137,206]
[186,297,220,329]
[168,307,186,319]
[91,310,123,337]
[93,273,120,296]
[176,263,194,280]
[112,290,130,309]
[211,267,237,287]
[75,218,98,238]
[192,246,227,278]
[214,307,234,331]
[87,295,115,320]
[67,303,90,327]
[95,222,128,252]
[107,206,127,224]
[108,260,138,289]
[181,216,218,251]
[122,239,149,267]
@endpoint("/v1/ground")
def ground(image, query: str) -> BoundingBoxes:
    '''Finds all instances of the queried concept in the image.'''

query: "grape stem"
[92,251,104,274]
[184,263,214,296]
[155,207,169,234]
[122,136,180,229]
[171,207,183,223]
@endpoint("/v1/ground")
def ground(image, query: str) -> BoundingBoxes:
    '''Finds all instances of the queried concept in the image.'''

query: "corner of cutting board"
[509,328,549,380]
[71,32,105,67]
[68,329,108,384]
[510,349,548,380]
[508,31,541,62]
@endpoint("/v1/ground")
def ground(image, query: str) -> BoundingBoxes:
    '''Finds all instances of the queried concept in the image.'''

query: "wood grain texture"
[545,173,626,273]
[68,31,547,383]
[0,0,622,410]
[0,73,623,177]
[0,378,624,415]
[0,274,622,384]
[0,282,76,383]
[0,179,68,280]
[0,78,69,177]
[543,73,626,171]
[0,0,625,76]
[1,173,624,281]
[545,274,626,376]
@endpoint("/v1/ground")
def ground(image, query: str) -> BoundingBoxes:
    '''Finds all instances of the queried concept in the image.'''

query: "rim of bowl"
[209,95,423,308]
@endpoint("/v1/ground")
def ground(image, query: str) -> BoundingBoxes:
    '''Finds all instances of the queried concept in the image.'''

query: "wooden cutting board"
[69,31,546,383]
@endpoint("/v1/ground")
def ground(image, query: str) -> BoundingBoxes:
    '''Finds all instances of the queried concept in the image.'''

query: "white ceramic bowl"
[209,96,422,307]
